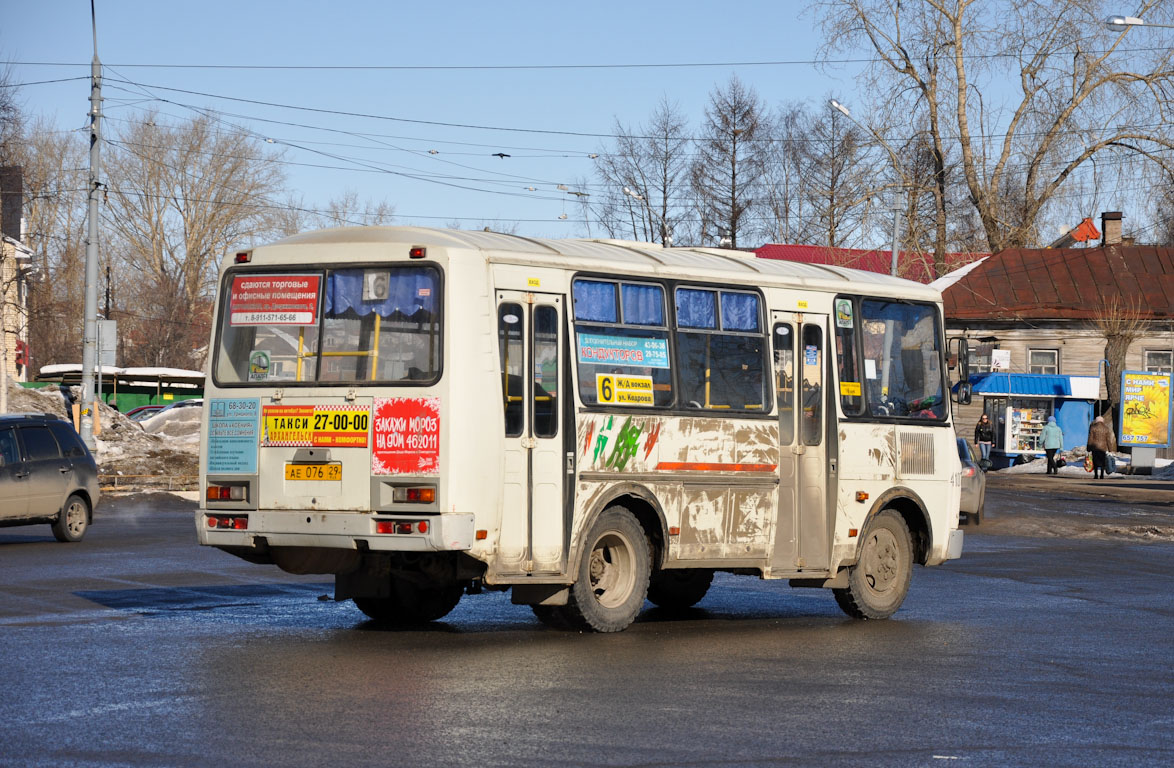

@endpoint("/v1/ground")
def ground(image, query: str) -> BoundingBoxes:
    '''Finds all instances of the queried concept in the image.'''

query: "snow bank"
[996,449,1171,479]
[5,377,197,479]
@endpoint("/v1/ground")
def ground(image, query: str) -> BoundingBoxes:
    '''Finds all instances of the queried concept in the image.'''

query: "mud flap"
[947,528,964,560]
[511,584,570,606]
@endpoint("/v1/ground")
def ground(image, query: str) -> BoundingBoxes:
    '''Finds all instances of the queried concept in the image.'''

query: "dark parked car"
[0,413,100,542]
[957,437,986,525]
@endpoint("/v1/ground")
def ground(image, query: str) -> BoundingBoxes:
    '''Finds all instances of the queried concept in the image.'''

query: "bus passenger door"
[770,314,829,573]
[496,291,566,576]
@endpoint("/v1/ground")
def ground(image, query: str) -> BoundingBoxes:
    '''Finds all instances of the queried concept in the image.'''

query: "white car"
[957,437,987,525]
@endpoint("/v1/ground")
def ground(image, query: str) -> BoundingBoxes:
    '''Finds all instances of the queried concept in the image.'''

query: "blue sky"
[4,0,864,239]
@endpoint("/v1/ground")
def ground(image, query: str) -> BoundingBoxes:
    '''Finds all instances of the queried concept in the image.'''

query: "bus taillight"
[206,483,247,501]
[375,520,430,535]
[206,515,248,530]
[392,486,435,503]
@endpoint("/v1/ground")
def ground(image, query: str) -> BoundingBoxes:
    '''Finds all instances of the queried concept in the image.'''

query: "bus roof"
[262,226,943,302]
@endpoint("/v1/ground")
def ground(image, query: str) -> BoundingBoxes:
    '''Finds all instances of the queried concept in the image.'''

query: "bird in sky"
[492,152,511,159]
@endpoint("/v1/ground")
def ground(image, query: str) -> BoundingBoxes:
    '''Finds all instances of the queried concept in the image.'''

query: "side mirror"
[951,381,973,406]
[956,338,970,381]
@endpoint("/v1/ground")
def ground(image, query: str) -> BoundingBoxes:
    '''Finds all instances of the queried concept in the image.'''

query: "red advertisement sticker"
[372,397,440,475]
[230,274,321,326]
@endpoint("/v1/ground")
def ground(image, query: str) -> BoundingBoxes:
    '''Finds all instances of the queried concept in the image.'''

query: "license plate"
[285,463,342,481]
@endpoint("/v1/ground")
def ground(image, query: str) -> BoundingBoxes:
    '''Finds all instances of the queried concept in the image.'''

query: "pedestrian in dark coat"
[1087,416,1112,479]
[974,413,994,463]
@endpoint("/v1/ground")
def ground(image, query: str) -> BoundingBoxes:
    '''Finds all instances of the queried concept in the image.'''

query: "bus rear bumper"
[197,510,476,553]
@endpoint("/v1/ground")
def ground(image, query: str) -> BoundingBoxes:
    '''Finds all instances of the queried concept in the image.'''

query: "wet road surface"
[0,489,1172,766]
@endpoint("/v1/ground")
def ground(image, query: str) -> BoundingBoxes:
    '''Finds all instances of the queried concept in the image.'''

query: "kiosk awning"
[968,373,1100,398]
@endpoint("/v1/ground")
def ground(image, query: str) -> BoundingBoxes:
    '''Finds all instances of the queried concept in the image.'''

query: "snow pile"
[5,377,198,479]
[140,405,202,448]
[998,454,1119,477]
[997,448,1172,479]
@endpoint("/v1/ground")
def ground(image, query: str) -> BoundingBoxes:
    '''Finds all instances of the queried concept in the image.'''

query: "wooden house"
[938,212,1174,464]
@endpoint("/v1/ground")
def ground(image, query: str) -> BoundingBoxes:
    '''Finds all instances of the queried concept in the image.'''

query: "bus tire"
[833,509,913,620]
[353,580,463,625]
[647,568,713,609]
[561,506,651,633]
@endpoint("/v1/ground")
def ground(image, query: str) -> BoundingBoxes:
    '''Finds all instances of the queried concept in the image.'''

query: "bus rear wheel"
[647,568,713,609]
[353,579,464,625]
[833,509,913,620]
[560,506,651,633]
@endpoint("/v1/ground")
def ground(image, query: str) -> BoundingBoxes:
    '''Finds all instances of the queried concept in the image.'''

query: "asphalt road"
[1,488,1172,767]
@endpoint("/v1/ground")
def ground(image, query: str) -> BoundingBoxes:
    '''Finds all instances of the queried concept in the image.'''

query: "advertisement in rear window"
[229,275,321,326]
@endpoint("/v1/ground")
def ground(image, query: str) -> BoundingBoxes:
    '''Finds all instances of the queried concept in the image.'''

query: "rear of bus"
[198,229,490,622]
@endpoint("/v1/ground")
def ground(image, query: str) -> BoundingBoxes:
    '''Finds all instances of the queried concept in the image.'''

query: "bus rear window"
[215,266,441,385]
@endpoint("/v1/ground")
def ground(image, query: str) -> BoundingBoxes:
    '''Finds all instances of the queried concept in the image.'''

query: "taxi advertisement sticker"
[262,404,370,447]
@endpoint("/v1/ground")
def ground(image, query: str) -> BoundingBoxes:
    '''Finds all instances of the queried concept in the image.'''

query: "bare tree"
[16,119,89,370]
[761,104,809,244]
[103,112,286,367]
[1093,294,1147,432]
[0,61,20,168]
[818,0,1174,261]
[592,98,691,245]
[792,101,877,248]
[690,76,773,248]
[1,63,27,415]
[310,190,395,229]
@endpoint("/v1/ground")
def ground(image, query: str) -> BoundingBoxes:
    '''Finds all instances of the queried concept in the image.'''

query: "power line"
[6,47,1171,71]
[101,75,1174,148]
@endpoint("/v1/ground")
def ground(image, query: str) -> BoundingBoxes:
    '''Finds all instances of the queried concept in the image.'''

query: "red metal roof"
[942,244,1174,321]
[754,243,987,284]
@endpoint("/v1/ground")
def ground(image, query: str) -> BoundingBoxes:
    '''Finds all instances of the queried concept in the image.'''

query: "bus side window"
[498,304,524,437]
[834,297,864,416]
[801,324,823,446]
[774,323,795,445]
[533,305,558,438]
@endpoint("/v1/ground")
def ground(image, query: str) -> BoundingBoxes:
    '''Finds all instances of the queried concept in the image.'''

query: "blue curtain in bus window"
[676,288,716,329]
[721,292,759,331]
[621,283,664,326]
[572,280,618,323]
[324,268,437,320]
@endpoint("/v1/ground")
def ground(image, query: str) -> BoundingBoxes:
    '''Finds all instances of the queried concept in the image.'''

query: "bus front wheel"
[561,506,651,632]
[833,509,913,620]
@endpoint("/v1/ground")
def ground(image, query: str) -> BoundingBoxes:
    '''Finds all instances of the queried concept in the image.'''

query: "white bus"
[198,227,969,632]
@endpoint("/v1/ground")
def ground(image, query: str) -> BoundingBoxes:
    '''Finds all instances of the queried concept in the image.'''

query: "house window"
[1028,348,1059,375]
[1144,349,1173,374]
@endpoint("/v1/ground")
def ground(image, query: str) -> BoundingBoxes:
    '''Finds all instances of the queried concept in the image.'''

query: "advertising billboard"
[1118,370,1172,448]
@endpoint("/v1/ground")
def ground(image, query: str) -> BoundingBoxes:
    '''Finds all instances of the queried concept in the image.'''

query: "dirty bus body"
[198,226,965,632]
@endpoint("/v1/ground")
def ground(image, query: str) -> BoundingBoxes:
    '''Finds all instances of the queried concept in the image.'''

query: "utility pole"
[79,0,102,448]
[890,204,903,278]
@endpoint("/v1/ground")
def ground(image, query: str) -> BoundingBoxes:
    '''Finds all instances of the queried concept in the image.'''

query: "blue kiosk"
[967,372,1100,469]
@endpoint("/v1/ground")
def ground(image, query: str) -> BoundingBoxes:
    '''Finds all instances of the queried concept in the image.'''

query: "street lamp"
[828,99,904,277]
[622,187,673,246]
[1106,14,1174,31]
